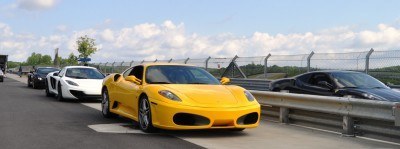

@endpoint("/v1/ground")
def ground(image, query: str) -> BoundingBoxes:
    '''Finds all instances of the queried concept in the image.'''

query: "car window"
[308,73,332,86]
[331,72,388,89]
[145,65,220,84]
[37,68,60,74]
[65,68,104,79]
[297,73,311,83]
[122,67,133,78]
[129,66,144,80]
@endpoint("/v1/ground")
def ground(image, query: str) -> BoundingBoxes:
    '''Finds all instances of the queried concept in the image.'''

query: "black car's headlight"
[38,77,43,80]
[244,90,255,101]
[158,90,181,102]
[66,80,79,86]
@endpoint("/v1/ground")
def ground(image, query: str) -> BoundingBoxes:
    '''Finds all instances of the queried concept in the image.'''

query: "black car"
[269,70,400,102]
[28,67,60,89]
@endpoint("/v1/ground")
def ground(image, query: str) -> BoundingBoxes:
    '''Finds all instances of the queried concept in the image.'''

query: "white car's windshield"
[146,65,220,84]
[66,68,104,79]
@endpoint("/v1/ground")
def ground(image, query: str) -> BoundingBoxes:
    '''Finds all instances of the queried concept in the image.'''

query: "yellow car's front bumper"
[150,99,261,130]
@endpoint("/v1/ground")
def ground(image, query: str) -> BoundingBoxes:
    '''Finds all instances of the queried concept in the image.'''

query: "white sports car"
[45,66,105,101]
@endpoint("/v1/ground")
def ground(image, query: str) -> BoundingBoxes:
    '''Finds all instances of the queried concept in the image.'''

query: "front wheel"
[138,95,157,133]
[27,78,32,87]
[101,89,116,118]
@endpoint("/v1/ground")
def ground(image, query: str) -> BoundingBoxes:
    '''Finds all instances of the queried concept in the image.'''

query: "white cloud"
[2,20,400,63]
[17,0,57,11]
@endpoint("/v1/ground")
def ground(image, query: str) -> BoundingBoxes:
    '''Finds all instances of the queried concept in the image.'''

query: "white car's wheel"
[57,82,64,101]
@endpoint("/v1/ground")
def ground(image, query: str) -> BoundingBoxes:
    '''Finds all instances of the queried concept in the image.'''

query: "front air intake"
[173,113,210,126]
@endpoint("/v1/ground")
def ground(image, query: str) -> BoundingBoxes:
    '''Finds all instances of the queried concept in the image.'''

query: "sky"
[1,0,400,62]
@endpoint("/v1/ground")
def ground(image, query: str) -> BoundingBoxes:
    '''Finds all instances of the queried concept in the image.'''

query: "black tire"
[138,95,157,133]
[101,88,117,118]
[27,78,32,87]
[32,79,38,89]
[57,83,64,101]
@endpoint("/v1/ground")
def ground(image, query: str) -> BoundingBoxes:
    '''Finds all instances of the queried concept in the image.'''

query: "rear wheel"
[101,89,116,118]
[57,83,64,101]
[138,95,157,133]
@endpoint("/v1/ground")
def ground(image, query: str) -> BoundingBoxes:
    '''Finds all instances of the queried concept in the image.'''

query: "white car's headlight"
[244,90,255,101]
[66,80,79,86]
[158,90,181,102]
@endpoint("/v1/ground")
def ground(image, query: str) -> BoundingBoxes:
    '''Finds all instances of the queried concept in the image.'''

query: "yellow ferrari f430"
[101,63,260,132]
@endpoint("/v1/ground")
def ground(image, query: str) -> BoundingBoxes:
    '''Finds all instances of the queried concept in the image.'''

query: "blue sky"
[1,0,400,62]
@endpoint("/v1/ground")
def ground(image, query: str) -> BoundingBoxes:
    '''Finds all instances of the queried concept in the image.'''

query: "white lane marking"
[356,136,400,146]
[88,123,145,134]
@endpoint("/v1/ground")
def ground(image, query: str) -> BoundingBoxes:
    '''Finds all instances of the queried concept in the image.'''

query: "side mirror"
[220,77,230,85]
[317,81,333,89]
[53,73,59,76]
[125,76,141,85]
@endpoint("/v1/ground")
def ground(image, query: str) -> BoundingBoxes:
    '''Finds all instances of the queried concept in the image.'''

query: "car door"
[52,68,65,93]
[301,73,335,96]
[116,66,144,118]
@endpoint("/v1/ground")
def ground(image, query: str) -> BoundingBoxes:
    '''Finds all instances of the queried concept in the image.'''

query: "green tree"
[76,35,97,63]
[66,53,78,65]
[40,55,52,65]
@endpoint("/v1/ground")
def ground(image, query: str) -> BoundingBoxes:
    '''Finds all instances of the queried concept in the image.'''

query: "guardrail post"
[184,58,190,64]
[342,115,355,136]
[168,58,173,63]
[205,56,211,70]
[264,53,271,78]
[279,90,290,123]
[111,62,115,73]
[280,107,289,123]
[130,61,134,67]
[104,62,108,73]
[365,48,374,74]
[307,51,315,72]
[395,102,400,126]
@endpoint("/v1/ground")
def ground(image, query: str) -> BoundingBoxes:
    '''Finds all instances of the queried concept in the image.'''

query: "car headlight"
[244,90,255,101]
[66,80,79,86]
[158,90,181,102]
[38,77,43,80]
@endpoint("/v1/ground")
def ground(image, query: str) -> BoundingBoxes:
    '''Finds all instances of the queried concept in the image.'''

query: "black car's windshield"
[66,68,104,79]
[331,72,388,89]
[37,68,59,74]
[146,65,220,85]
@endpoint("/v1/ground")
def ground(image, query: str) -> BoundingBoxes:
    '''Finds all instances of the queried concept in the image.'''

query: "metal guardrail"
[229,78,270,91]
[250,90,400,141]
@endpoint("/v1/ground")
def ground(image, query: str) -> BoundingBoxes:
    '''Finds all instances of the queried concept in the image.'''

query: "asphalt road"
[1,75,399,149]
[0,77,202,149]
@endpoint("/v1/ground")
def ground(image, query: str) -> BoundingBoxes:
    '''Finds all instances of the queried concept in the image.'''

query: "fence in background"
[90,49,400,85]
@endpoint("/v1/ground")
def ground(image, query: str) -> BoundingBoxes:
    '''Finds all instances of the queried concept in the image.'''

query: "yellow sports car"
[101,63,260,132]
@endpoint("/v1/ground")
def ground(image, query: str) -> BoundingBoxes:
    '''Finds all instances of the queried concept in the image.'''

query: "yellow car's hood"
[161,84,242,107]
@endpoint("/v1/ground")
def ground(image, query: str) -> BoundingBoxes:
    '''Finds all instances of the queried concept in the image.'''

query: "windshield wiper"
[149,81,171,84]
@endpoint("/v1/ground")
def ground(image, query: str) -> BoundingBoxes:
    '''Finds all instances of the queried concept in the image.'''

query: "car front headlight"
[244,90,255,101]
[158,90,181,102]
[38,77,43,80]
[66,80,79,86]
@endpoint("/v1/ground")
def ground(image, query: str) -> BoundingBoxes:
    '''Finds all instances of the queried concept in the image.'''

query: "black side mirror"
[53,73,59,76]
[317,81,333,89]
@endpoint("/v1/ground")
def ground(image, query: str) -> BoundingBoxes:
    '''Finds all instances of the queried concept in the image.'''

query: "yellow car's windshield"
[146,65,220,85]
